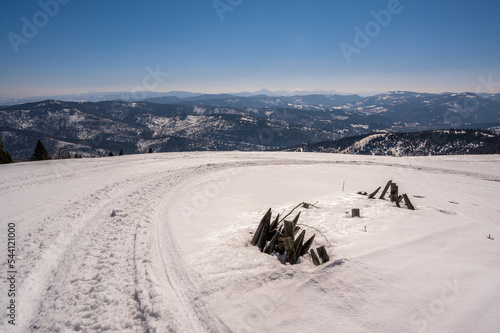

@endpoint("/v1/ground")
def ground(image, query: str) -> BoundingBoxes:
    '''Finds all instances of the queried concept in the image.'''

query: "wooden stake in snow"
[257,217,271,252]
[264,231,279,254]
[310,249,321,266]
[396,194,402,208]
[317,246,330,263]
[282,237,296,264]
[300,234,316,256]
[402,194,415,210]
[269,213,279,234]
[380,180,392,199]
[352,208,360,218]
[292,211,301,226]
[294,230,306,261]
[283,220,295,239]
[368,186,381,199]
[390,183,398,202]
[251,208,272,246]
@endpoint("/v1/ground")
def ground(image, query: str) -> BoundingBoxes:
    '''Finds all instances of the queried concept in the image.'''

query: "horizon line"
[2,88,497,102]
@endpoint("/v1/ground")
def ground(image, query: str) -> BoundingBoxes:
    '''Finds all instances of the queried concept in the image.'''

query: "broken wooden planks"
[250,208,329,266]
[360,181,416,210]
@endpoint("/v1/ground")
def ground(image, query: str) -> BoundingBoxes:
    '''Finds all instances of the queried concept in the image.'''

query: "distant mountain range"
[4,89,499,106]
[0,91,499,160]
[0,89,351,105]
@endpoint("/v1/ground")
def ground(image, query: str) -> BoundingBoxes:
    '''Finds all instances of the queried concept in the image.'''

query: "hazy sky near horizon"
[1,0,500,98]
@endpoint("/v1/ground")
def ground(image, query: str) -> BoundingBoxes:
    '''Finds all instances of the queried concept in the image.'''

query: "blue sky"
[1,0,499,98]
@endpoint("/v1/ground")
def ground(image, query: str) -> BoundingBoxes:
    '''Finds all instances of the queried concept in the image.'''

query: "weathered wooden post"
[251,208,272,246]
[368,186,381,199]
[390,183,398,203]
[282,237,296,264]
[310,249,321,266]
[257,217,270,252]
[294,230,306,261]
[396,193,402,208]
[380,180,392,199]
[300,234,316,256]
[277,239,285,255]
[352,208,360,218]
[264,231,279,254]
[269,214,279,234]
[292,211,301,226]
[283,220,295,239]
[317,246,330,263]
[402,194,415,210]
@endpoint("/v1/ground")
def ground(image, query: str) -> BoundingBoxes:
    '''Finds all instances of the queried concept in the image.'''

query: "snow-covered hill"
[1,152,499,332]
[288,129,500,156]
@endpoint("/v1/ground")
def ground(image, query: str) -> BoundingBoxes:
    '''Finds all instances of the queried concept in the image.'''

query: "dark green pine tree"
[119,149,124,156]
[108,152,114,157]
[29,140,51,161]
[148,148,153,153]
[0,136,14,164]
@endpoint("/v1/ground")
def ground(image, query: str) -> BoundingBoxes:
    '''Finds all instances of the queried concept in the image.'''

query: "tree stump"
[352,208,360,218]
[317,246,330,263]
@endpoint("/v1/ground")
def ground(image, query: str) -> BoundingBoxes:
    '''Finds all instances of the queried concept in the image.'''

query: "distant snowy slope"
[1,152,499,332]
[291,130,500,156]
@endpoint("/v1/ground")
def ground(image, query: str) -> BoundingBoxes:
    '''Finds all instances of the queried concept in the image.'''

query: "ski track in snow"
[1,161,244,332]
[0,152,499,332]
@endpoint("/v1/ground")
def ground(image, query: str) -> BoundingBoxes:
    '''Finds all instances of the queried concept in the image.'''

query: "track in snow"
[1,153,499,332]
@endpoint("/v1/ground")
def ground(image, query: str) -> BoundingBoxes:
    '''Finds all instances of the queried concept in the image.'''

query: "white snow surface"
[1,152,499,333]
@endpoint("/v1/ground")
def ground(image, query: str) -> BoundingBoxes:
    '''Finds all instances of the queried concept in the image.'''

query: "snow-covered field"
[1,152,499,333]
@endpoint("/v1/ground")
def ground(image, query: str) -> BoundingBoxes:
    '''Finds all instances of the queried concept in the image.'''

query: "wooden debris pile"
[250,207,329,266]
[358,180,415,210]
